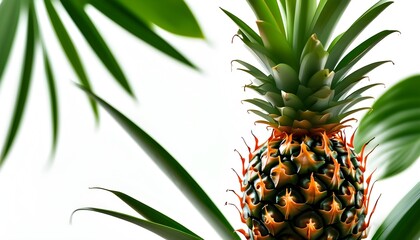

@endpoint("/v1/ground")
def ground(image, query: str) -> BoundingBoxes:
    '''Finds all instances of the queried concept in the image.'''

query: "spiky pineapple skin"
[239,130,368,240]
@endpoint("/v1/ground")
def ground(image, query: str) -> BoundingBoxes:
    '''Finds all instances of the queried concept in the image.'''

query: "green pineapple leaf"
[77,85,241,240]
[310,0,350,45]
[372,182,420,240]
[220,8,263,45]
[326,0,393,69]
[1,0,37,163]
[355,75,420,179]
[333,30,398,82]
[0,0,20,83]
[89,187,201,238]
[72,208,203,240]
[112,0,203,38]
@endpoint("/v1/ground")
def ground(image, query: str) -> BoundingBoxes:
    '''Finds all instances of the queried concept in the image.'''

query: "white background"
[0,0,419,239]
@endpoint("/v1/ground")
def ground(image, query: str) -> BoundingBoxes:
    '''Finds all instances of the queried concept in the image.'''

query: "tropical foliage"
[0,0,419,239]
[0,0,203,165]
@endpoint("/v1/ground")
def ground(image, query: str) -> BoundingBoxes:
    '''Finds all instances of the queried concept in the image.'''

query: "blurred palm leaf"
[355,75,420,179]
[73,187,203,240]
[74,207,203,240]
[372,182,420,240]
[0,0,203,165]
[76,86,241,240]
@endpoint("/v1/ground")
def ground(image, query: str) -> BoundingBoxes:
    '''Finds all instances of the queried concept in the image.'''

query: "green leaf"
[60,0,134,97]
[231,60,267,81]
[221,8,263,45]
[333,30,398,81]
[326,0,393,69]
[1,1,36,164]
[248,109,276,123]
[42,47,59,158]
[332,60,392,96]
[247,0,278,27]
[43,0,98,119]
[256,20,296,68]
[90,187,201,238]
[264,0,285,34]
[114,0,203,38]
[293,0,316,54]
[243,98,278,114]
[284,0,295,42]
[372,182,420,240]
[76,86,241,240]
[310,0,350,46]
[88,0,196,69]
[0,0,20,82]
[355,75,420,179]
[72,208,203,240]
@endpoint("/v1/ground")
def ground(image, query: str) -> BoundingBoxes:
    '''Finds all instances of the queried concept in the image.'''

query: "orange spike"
[241,137,255,164]
[365,180,378,213]
[255,172,266,200]
[225,202,247,223]
[235,149,247,176]
[364,169,377,200]
[281,189,293,219]
[276,188,306,220]
[358,138,375,172]
[321,132,334,157]
[294,142,324,174]
[302,173,326,204]
[251,131,262,151]
[319,193,344,225]
[231,168,245,192]
[331,157,344,190]
[227,189,244,208]
[363,144,378,171]
[364,194,381,231]
[262,207,286,236]
[235,229,250,239]
[349,127,358,148]
[306,218,317,240]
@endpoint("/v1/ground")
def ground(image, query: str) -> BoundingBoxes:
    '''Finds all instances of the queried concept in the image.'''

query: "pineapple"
[223,0,393,239]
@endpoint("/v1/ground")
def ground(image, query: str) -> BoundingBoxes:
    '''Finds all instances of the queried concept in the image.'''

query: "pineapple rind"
[239,131,368,239]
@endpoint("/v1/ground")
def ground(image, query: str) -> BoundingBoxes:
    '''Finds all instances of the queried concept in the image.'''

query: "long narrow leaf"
[0,0,20,82]
[114,0,203,38]
[293,0,316,54]
[42,47,59,158]
[221,8,263,45]
[77,86,241,240]
[333,30,397,81]
[60,0,134,96]
[311,0,350,46]
[332,60,391,91]
[73,208,203,240]
[43,0,98,119]
[91,187,200,238]
[32,1,60,159]
[372,182,420,240]
[89,0,196,69]
[0,1,37,164]
[355,75,420,179]
[326,0,393,69]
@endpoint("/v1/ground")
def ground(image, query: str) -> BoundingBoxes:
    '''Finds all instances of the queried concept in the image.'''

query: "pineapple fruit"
[224,0,393,239]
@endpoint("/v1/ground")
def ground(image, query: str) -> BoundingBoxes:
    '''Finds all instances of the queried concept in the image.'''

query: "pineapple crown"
[223,0,396,134]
